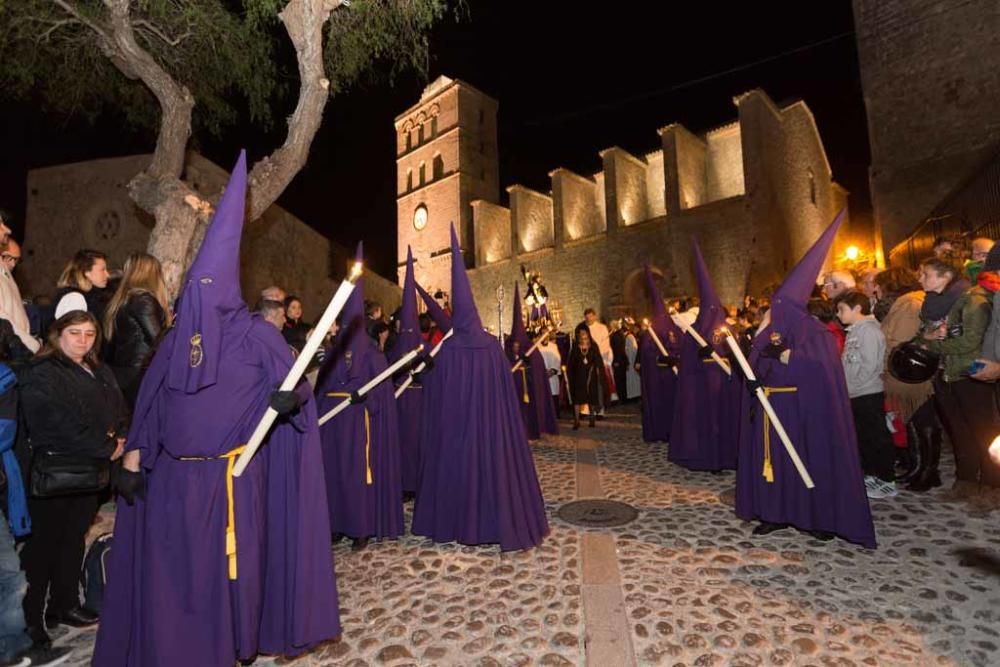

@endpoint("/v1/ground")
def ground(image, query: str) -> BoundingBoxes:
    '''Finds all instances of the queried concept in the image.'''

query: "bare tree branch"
[246,0,346,220]
[100,0,193,179]
[134,19,192,47]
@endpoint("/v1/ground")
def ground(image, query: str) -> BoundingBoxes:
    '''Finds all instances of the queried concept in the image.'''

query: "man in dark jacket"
[609,319,629,403]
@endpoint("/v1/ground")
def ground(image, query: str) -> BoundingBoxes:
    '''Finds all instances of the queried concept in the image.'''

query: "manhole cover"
[557,499,639,528]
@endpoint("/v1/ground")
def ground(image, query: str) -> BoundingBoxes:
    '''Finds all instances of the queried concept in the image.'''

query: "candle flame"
[642,318,650,327]
[348,262,363,282]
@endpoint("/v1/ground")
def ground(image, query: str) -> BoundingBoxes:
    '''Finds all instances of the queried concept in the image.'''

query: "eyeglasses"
[1,255,20,265]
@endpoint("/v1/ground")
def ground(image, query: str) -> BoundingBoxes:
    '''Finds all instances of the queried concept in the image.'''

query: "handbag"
[29,450,110,498]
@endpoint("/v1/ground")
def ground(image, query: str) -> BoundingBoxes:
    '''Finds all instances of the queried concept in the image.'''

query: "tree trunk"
[130,171,212,297]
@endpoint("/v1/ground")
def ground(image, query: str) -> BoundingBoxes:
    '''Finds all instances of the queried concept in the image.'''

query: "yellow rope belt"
[519,367,530,403]
[762,387,797,483]
[328,392,373,485]
[179,445,246,580]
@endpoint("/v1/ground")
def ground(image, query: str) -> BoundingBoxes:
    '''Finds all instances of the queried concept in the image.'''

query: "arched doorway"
[622,266,670,319]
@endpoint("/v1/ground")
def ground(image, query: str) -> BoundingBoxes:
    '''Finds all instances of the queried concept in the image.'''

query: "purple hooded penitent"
[315,242,404,541]
[734,211,876,548]
[412,225,549,551]
[94,152,341,666]
[669,240,742,470]
[639,265,682,443]
[505,283,558,439]
[390,247,423,494]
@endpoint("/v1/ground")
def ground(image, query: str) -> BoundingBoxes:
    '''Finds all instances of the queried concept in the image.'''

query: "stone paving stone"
[61,405,999,666]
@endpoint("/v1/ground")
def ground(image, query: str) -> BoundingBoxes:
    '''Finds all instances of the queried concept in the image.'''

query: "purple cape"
[734,211,876,547]
[669,241,741,470]
[505,283,559,439]
[94,152,339,666]
[412,225,548,551]
[389,247,423,493]
[94,320,341,665]
[315,264,404,540]
[639,266,681,443]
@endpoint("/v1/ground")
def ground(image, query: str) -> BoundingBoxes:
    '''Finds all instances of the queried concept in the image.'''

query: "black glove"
[697,345,715,360]
[548,368,559,377]
[115,468,146,506]
[414,353,435,372]
[269,390,302,416]
[745,378,763,395]
[759,342,789,360]
[519,355,531,367]
[656,354,677,368]
[350,390,366,404]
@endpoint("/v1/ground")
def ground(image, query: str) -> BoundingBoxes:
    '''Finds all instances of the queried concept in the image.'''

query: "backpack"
[82,532,112,613]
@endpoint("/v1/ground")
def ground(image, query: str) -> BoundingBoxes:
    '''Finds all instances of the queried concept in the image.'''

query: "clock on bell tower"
[395,76,499,293]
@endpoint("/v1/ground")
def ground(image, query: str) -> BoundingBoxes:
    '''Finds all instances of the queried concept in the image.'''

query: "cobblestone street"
[60,405,1000,666]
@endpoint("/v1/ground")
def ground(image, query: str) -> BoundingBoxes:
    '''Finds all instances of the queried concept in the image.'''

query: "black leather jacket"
[106,293,166,369]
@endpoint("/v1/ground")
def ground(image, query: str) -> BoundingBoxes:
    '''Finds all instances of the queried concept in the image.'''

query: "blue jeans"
[0,522,30,660]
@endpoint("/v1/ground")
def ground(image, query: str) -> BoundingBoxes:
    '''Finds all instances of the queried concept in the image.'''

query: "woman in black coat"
[104,253,169,409]
[19,310,128,650]
[566,327,605,429]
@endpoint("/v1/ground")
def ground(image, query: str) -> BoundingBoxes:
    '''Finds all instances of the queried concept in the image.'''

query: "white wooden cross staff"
[669,308,731,376]
[721,328,814,489]
[233,261,363,477]
[642,318,678,376]
[319,344,424,425]
[511,327,553,373]
[394,328,454,398]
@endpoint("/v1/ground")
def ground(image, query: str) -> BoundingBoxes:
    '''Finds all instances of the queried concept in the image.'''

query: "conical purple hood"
[416,281,452,333]
[390,246,421,362]
[508,282,530,348]
[692,239,724,331]
[645,264,682,338]
[774,210,846,308]
[449,224,484,333]
[167,150,248,393]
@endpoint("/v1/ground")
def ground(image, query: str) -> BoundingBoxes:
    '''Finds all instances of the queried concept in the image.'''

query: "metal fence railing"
[888,147,1000,268]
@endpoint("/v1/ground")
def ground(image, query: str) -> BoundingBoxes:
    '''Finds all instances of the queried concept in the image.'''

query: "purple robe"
[669,241,741,470]
[94,151,339,666]
[505,284,559,439]
[316,267,404,540]
[734,211,876,547]
[93,319,341,665]
[639,266,682,443]
[390,247,423,494]
[412,225,548,551]
[734,309,876,547]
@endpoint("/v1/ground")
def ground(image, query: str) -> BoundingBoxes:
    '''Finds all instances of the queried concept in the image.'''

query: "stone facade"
[854,0,1000,255]
[24,153,400,320]
[397,77,848,326]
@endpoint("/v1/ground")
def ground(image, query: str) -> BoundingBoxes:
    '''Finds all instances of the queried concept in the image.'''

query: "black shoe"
[19,645,72,667]
[26,625,51,650]
[806,529,835,542]
[331,532,347,543]
[43,611,58,630]
[351,536,369,551]
[50,607,98,628]
[402,491,416,503]
[752,521,788,536]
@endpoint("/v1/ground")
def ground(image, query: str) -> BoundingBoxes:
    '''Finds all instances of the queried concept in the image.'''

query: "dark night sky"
[0,1,868,279]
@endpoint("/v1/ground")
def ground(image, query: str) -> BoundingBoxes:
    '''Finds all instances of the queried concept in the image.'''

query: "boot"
[588,415,596,428]
[907,427,942,492]
[572,414,580,431]
[895,422,921,484]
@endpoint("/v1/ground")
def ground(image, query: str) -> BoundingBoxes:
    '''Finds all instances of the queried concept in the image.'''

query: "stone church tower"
[394,76,499,294]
